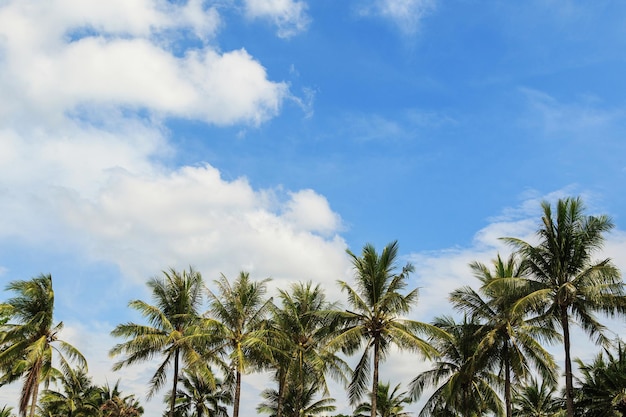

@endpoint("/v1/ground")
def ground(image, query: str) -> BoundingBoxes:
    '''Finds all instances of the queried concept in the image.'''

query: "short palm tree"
[0,406,15,417]
[504,197,626,417]
[38,366,99,417]
[512,376,564,417]
[269,281,350,416]
[329,241,444,417]
[205,271,274,417]
[110,267,207,417]
[257,379,337,417]
[574,342,626,417]
[98,380,144,417]
[353,382,412,417]
[409,315,503,417]
[166,368,231,417]
[0,274,87,417]
[451,254,559,417]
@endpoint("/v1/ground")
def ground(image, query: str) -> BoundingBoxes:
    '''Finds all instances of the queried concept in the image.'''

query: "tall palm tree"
[451,254,559,417]
[166,368,231,417]
[38,367,99,417]
[353,382,412,417]
[409,315,503,417]
[269,281,350,417]
[110,267,207,417]
[574,342,626,417]
[0,274,87,417]
[329,241,444,417]
[504,197,626,417]
[512,377,564,417]
[205,271,274,417]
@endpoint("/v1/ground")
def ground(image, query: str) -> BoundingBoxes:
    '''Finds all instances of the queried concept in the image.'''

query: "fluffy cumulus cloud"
[357,0,436,35]
[243,0,310,38]
[0,0,288,126]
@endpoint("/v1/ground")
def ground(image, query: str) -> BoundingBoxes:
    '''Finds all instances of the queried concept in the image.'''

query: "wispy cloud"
[243,0,311,38]
[356,0,436,35]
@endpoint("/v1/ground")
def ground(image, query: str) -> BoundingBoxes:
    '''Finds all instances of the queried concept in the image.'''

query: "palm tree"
[504,197,626,417]
[512,377,564,417]
[205,271,274,417]
[269,281,350,417]
[0,406,15,417]
[574,341,626,417]
[38,366,100,416]
[0,274,87,417]
[98,381,144,417]
[353,382,412,417]
[451,254,559,417]
[110,267,207,417]
[409,315,503,417]
[329,241,444,417]
[257,380,337,417]
[166,368,231,417]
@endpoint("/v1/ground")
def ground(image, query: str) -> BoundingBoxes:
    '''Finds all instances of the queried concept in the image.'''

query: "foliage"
[504,197,626,417]
[0,274,87,417]
[165,368,231,417]
[353,382,412,417]
[512,376,564,417]
[329,241,444,417]
[409,315,503,417]
[110,267,208,417]
[38,367,99,417]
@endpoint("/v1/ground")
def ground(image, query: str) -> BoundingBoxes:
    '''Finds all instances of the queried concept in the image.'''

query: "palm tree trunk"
[234,370,242,417]
[169,348,180,417]
[371,339,380,417]
[277,367,286,417]
[561,309,574,417]
[28,381,39,417]
[504,346,511,417]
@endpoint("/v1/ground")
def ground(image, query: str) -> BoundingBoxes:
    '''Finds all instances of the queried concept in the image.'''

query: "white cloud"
[0,0,287,127]
[243,0,311,38]
[357,0,436,35]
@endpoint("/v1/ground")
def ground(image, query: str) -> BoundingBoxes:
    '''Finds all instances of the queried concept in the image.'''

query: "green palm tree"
[353,382,412,417]
[38,367,99,417]
[257,380,337,417]
[451,254,559,417]
[574,342,626,417]
[409,315,503,417]
[504,197,626,417]
[205,271,274,417]
[329,241,444,417]
[110,267,207,417]
[512,377,564,417]
[166,368,232,417]
[0,406,15,417]
[0,274,87,417]
[269,281,350,417]
[98,380,144,417]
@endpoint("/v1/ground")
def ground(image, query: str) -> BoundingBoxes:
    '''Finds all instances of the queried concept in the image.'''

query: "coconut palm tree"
[257,379,337,417]
[0,406,15,417]
[38,366,99,417]
[450,254,559,417]
[110,267,207,417]
[504,197,626,417]
[512,376,564,417]
[165,368,231,417]
[0,274,87,417]
[269,281,350,416]
[98,380,144,417]
[409,315,503,417]
[353,382,412,417]
[329,241,444,417]
[205,271,274,417]
[574,341,626,417]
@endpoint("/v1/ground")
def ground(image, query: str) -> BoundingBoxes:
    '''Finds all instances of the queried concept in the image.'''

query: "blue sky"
[1,0,626,415]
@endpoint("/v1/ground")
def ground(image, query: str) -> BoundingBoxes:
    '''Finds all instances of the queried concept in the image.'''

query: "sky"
[1,0,626,415]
